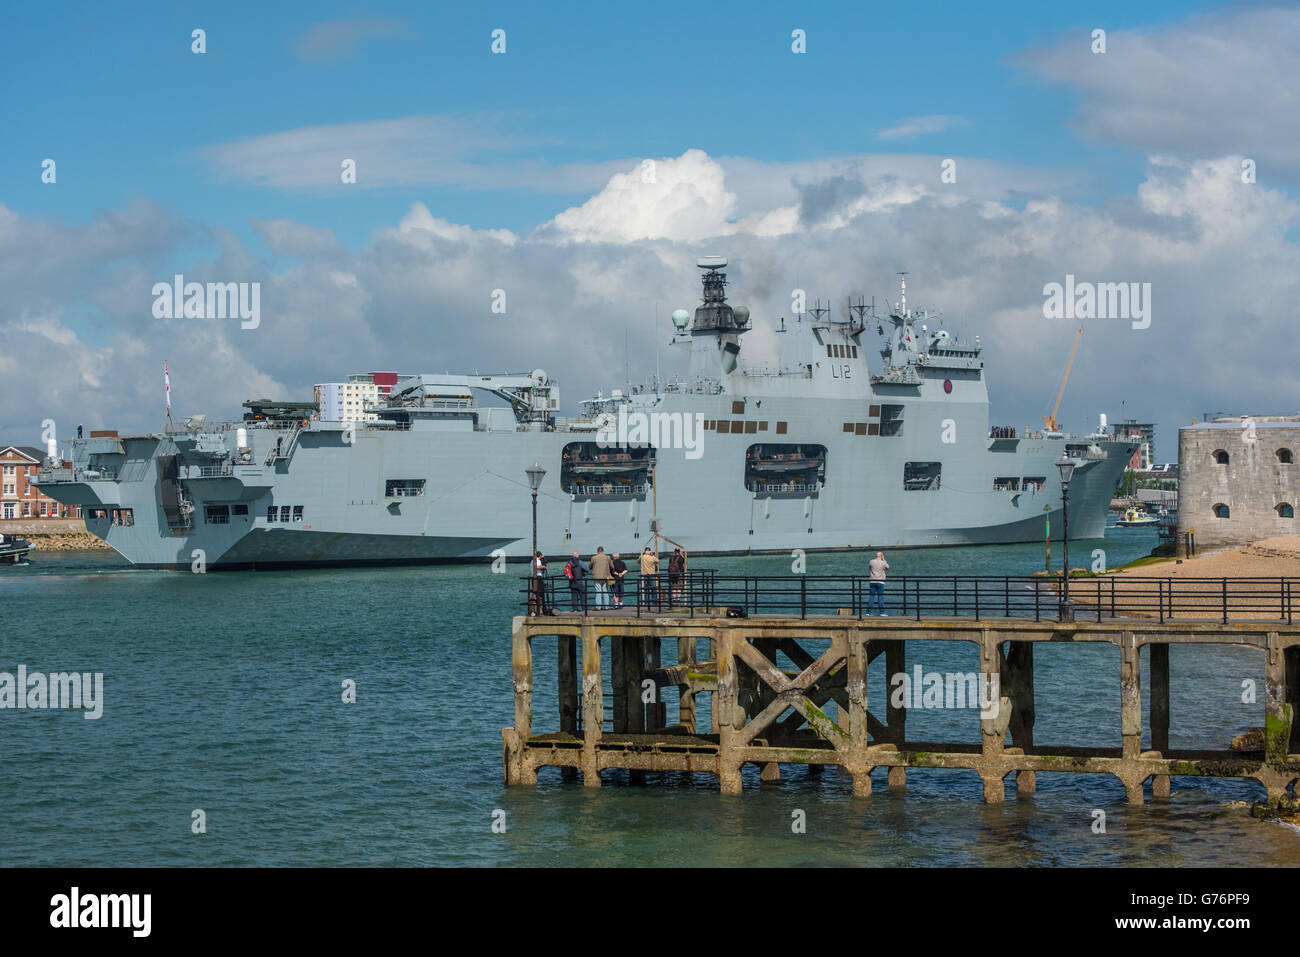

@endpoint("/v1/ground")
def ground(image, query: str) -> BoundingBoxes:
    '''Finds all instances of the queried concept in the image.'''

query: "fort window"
[1212,503,1230,518]
[1278,448,1294,464]
[1278,503,1295,519]
[1212,449,1229,465]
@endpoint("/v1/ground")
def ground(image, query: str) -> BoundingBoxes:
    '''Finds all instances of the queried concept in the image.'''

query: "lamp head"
[525,462,546,491]
[1055,455,1076,488]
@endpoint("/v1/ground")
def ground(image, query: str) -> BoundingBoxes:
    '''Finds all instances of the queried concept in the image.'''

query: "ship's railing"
[522,573,1300,623]
[566,484,649,498]
[35,465,115,484]
[180,463,234,479]
[750,482,822,496]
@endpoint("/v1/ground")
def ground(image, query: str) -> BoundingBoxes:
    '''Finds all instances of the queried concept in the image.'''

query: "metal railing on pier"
[522,573,1300,624]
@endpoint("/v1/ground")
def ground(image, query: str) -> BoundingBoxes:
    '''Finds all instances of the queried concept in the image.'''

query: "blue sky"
[3,0,1227,248]
[2,0,1298,455]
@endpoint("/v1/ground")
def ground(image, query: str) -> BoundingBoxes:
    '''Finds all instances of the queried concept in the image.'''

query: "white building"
[314,381,380,423]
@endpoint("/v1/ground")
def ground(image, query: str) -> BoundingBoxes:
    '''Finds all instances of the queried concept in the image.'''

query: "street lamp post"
[525,462,546,615]
[1055,454,1076,621]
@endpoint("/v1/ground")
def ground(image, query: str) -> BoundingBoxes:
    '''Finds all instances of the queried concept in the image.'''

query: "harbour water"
[3,525,1298,867]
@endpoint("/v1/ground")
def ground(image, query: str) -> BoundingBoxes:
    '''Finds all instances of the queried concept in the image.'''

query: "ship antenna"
[654,301,660,393]
[898,271,908,317]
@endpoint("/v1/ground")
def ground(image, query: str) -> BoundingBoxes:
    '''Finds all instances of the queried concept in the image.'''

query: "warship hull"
[36,395,1131,570]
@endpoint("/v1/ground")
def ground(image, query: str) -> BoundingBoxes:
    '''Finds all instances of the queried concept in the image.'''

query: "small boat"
[0,532,34,564]
[1116,506,1160,527]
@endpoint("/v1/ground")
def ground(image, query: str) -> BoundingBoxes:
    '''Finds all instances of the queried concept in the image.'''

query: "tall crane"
[1043,325,1083,436]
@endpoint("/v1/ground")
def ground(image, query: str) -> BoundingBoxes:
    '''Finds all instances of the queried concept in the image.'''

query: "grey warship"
[35,259,1135,569]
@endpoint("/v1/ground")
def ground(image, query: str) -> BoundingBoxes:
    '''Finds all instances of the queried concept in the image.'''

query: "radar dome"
[697,255,727,270]
[671,309,690,330]
[733,306,750,325]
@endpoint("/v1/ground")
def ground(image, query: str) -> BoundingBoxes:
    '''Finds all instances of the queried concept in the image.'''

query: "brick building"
[1176,416,1298,550]
[0,445,81,520]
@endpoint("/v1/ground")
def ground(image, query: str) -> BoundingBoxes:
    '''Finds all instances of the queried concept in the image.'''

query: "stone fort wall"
[1177,421,1299,550]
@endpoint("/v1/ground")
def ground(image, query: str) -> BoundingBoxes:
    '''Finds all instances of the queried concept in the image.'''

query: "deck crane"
[1043,325,1083,436]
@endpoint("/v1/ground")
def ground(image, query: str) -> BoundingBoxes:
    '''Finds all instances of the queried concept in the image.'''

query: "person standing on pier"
[565,551,588,613]
[610,552,627,608]
[668,547,685,604]
[590,546,612,610]
[868,551,889,616]
[639,546,659,608]
[529,550,546,616]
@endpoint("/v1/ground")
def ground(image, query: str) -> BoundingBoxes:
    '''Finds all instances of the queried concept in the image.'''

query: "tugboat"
[0,531,34,564]
[1116,506,1160,528]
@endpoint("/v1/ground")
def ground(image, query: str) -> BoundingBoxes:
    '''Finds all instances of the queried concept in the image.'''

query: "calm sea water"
[2,526,1298,867]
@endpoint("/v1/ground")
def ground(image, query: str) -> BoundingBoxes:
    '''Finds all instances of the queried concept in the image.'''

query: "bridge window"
[745,444,827,496]
[233,504,249,516]
[280,505,291,523]
[204,505,230,525]
[1212,449,1229,465]
[904,462,942,491]
[1278,503,1295,518]
[879,404,905,437]
[1278,448,1294,464]
[561,442,654,501]
[1212,503,1230,518]
[385,479,427,497]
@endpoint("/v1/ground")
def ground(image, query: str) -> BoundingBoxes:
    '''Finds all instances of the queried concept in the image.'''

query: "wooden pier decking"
[503,608,1300,805]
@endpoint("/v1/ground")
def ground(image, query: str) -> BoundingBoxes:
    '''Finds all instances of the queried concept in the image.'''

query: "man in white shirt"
[867,552,889,616]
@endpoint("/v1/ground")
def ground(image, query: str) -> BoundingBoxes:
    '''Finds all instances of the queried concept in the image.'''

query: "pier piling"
[505,589,1300,807]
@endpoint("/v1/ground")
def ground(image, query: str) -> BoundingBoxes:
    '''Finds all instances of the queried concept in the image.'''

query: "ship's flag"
[164,361,171,409]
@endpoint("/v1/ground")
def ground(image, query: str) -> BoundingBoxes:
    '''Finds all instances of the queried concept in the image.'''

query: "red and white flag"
[164,361,171,409]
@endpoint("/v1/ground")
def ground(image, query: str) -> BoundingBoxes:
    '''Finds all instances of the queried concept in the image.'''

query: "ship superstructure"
[36,259,1136,569]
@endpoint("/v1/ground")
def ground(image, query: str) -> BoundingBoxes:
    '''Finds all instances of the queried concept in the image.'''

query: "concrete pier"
[503,612,1300,806]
